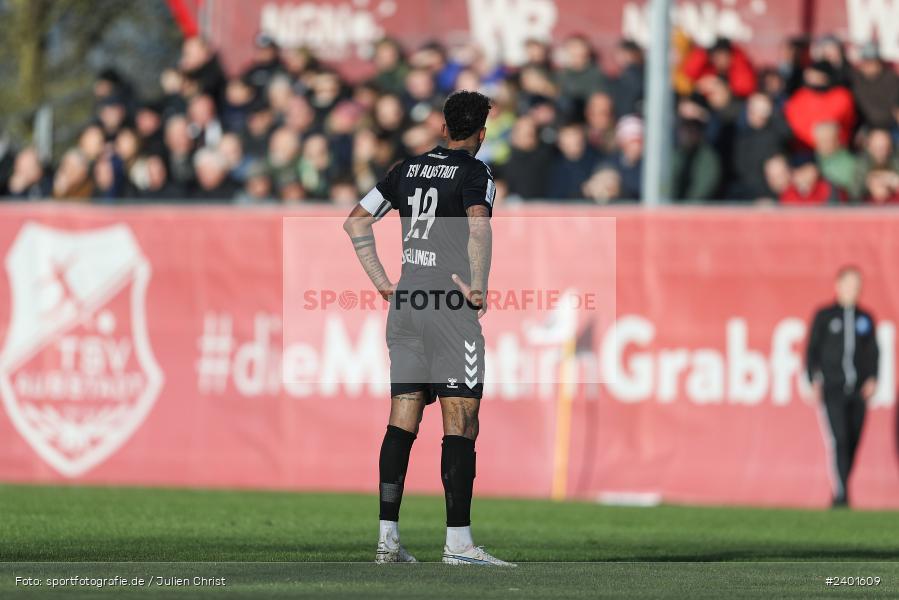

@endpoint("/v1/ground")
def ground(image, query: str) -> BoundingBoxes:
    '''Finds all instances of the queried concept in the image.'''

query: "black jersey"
[806,302,879,391]
[360,146,495,290]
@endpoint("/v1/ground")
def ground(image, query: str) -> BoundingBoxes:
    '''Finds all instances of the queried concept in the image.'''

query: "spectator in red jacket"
[784,61,855,148]
[780,155,843,205]
[683,38,757,98]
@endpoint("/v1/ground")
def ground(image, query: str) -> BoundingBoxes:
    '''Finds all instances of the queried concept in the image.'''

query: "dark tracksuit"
[805,302,879,504]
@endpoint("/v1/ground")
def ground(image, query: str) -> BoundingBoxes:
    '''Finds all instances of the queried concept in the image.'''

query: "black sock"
[379,425,416,521]
[441,435,476,527]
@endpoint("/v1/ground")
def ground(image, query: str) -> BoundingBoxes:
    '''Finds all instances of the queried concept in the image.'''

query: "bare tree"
[0,0,181,149]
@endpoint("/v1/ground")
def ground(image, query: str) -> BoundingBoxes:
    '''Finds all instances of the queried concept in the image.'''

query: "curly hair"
[443,90,492,141]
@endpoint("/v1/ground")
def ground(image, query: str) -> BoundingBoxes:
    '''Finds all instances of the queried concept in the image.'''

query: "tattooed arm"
[451,204,492,318]
[466,204,492,303]
[343,204,395,300]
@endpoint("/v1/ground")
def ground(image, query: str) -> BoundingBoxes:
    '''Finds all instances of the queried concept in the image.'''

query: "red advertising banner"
[0,204,897,509]
[197,0,895,79]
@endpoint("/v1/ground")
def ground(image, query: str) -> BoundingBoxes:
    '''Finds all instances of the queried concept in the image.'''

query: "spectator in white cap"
[602,115,643,200]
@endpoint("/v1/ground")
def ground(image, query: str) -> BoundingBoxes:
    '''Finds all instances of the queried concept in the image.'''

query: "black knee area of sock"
[379,425,416,521]
[441,435,476,527]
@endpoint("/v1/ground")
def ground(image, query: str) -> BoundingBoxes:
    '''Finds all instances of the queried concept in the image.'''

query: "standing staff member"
[806,266,879,508]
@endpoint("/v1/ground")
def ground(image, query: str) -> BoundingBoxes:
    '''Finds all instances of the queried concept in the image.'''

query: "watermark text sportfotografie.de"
[301,288,597,312]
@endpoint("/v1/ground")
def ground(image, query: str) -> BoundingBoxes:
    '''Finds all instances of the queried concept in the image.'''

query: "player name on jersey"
[402,247,437,266]
[405,163,460,180]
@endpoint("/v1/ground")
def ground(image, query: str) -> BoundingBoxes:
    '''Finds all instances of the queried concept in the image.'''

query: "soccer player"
[343,90,513,566]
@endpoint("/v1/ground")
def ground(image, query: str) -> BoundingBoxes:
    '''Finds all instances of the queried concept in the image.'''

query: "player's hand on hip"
[379,281,397,302]
[812,379,823,401]
[451,274,486,319]
[861,377,878,401]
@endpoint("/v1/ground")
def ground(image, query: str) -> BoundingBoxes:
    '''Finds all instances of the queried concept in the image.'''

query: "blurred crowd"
[2,30,899,205]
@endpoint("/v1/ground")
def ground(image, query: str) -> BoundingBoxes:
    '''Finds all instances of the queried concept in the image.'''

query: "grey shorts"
[386,293,485,402]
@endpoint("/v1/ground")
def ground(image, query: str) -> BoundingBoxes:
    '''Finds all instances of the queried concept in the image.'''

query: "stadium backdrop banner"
[0,205,898,509]
[182,0,891,77]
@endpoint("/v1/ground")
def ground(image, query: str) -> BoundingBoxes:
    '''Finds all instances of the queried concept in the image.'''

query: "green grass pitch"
[1,484,898,598]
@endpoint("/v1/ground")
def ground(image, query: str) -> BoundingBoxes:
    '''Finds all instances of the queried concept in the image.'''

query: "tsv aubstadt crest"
[0,222,163,477]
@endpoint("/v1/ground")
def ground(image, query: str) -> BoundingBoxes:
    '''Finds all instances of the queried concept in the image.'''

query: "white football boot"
[442,545,516,566]
[375,541,418,563]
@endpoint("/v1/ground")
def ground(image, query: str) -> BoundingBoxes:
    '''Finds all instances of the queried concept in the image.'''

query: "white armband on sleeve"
[359,187,392,220]
[485,178,496,207]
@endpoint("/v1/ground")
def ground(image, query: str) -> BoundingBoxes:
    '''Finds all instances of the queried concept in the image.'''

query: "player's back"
[380,145,495,292]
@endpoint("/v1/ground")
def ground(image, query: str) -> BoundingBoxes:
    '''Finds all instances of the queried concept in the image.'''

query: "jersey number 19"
[405,187,439,241]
